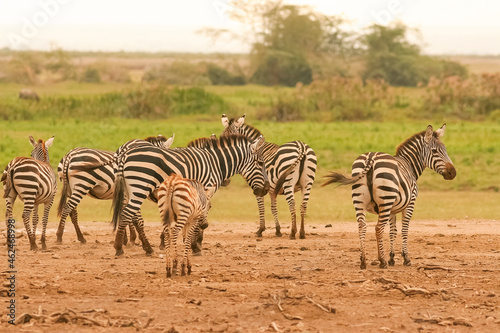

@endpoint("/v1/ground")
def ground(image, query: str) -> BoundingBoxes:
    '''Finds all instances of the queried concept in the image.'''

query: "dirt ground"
[1,219,500,332]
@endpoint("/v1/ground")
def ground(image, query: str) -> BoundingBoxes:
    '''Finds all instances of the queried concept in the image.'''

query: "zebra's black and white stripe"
[2,135,57,251]
[322,124,456,269]
[157,174,215,277]
[221,114,317,239]
[56,135,174,244]
[110,134,270,256]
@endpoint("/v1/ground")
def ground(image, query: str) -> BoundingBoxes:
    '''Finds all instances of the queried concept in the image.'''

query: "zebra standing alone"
[109,134,270,256]
[157,174,216,277]
[322,124,456,269]
[221,114,317,239]
[56,135,174,245]
[2,135,57,251]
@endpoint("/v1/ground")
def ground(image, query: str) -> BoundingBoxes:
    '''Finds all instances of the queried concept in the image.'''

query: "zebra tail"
[57,153,73,217]
[321,171,358,187]
[160,183,175,228]
[2,165,13,198]
[273,142,306,197]
[111,170,126,231]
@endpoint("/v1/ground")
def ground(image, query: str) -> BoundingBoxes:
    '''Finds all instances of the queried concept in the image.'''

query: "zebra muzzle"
[253,181,270,196]
[443,163,456,180]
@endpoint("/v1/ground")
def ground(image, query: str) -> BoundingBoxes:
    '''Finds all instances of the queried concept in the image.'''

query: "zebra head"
[239,135,270,197]
[29,135,54,163]
[221,113,246,136]
[423,124,456,180]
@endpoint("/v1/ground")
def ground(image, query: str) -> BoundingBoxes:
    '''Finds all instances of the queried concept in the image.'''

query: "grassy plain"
[0,81,499,230]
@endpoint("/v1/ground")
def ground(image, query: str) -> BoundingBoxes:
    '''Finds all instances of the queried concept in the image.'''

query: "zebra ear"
[45,135,55,149]
[221,114,229,128]
[424,125,434,143]
[436,124,446,138]
[29,135,36,147]
[164,134,174,149]
[205,185,216,199]
[250,135,265,153]
[235,114,246,128]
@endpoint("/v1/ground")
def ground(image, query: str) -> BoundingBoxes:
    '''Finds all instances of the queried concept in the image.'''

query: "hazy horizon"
[1,0,499,55]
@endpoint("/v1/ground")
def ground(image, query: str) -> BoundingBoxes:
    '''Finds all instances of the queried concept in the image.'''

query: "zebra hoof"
[388,259,395,266]
[159,245,165,251]
[403,259,411,266]
[275,232,283,237]
[79,238,87,245]
[360,262,367,270]
[289,234,296,240]
[256,231,263,238]
[55,240,63,245]
[379,261,388,269]
[114,249,124,257]
[299,234,306,240]
[125,242,135,248]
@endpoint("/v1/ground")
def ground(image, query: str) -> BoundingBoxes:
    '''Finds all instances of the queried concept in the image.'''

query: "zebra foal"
[2,135,57,250]
[157,174,215,277]
[323,124,456,269]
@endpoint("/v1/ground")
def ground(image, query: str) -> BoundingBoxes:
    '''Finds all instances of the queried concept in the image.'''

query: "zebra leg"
[401,204,415,266]
[182,223,196,276]
[375,208,392,269]
[32,205,40,243]
[299,182,313,239]
[56,191,86,243]
[388,215,397,266]
[357,211,368,269]
[255,195,268,237]
[171,219,185,276]
[132,212,153,255]
[159,231,165,250]
[22,199,37,251]
[40,199,53,251]
[128,223,137,246]
[269,194,282,237]
[69,209,87,244]
[163,225,172,278]
[284,190,297,240]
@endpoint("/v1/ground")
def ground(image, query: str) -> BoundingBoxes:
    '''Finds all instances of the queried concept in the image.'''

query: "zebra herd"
[2,115,456,275]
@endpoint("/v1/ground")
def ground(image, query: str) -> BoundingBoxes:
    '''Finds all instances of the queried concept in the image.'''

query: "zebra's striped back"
[221,114,317,239]
[158,174,215,277]
[3,135,57,251]
[323,124,456,269]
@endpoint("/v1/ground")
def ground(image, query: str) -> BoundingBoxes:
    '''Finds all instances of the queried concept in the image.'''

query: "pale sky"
[0,0,499,54]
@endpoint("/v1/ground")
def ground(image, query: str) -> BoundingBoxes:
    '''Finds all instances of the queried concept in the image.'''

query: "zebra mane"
[395,130,439,156]
[227,118,263,138]
[144,135,166,143]
[188,134,253,149]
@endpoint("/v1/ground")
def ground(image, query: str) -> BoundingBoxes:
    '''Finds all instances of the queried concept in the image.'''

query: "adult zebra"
[2,135,57,251]
[56,135,174,245]
[322,124,456,269]
[110,134,270,256]
[221,114,317,239]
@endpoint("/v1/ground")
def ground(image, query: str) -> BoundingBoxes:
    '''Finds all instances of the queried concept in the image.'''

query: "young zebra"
[2,135,57,251]
[110,134,269,257]
[56,135,174,245]
[322,125,456,269]
[157,174,216,277]
[221,114,317,239]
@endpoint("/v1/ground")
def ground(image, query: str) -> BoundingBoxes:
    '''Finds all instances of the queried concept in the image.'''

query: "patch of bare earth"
[1,219,500,332]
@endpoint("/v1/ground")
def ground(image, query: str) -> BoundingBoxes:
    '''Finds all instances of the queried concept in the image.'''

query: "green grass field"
[0,82,499,230]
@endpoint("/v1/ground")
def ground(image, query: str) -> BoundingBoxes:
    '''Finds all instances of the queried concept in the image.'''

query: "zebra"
[56,135,174,245]
[221,114,317,239]
[157,174,216,277]
[2,135,57,251]
[110,134,270,257]
[322,124,456,269]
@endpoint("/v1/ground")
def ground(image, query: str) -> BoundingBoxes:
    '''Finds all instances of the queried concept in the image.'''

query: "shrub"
[207,64,246,85]
[251,50,312,87]
[80,68,101,83]
[142,62,211,85]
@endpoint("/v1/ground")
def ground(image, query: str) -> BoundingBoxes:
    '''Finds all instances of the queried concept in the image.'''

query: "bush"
[142,62,211,85]
[251,50,312,87]
[207,64,246,85]
[80,68,101,83]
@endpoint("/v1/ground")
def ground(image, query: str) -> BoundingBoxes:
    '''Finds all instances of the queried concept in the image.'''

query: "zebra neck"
[396,148,425,180]
[241,126,263,141]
